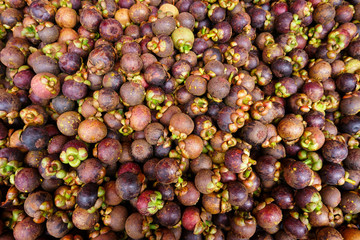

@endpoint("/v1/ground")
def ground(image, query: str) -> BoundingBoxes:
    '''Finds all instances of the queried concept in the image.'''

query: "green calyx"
[264,13,274,29]
[328,31,347,48]
[275,82,290,98]
[219,0,239,10]
[41,157,66,178]
[206,28,224,42]
[63,171,82,186]
[206,171,223,193]
[60,147,88,167]
[142,217,159,238]
[308,38,321,49]
[242,167,253,179]
[251,69,267,86]
[236,152,253,173]
[229,110,249,132]
[20,108,44,125]
[290,14,302,32]
[176,71,190,84]
[4,209,25,229]
[147,191,164,215]
[194,221,207,235]
[220,135,237,151]
[21,25,39,39]
[60,0,72,8]
[0,24,6,39]
[75,37,91,50]
[39,200,53,212]
[41,75,58,94]
[312,100,326,113]
[54,195,65,208]
[191,98,208,114]
[98,186,105,198]
[179,42,193,53]
[42,44,63,60]
[5,186,27,205]
[54,187,77,208]
[147,42,158,51]
[55,211,73,229]
[345,58,360,73]
[87,197,105,213]
[0,159,21,177]
[298,150,323,171]
[119,125,134,136]
[344,213,353,222]
[308,25,323,38]
[237,89,253,107]
[0,110,19,124]
[303,192,323,213]
[65,74,91,86]
[200,121,216,140]
[284,35,298,53]
[146,90,165,109]
[304,2,314,17]
[324,95,339,111]
[300,131,319,151]
[208,4,219,16]
[203,143,214,153]
[147,37,167,54]
[225,47,240,64]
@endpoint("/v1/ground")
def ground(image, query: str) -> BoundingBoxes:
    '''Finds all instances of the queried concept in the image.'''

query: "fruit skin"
[13,217,44,240]
[283,212,309,239]
[225,147,253,173]
[277,114,304,144]
[125,213,145,239]
[99,18,123,42]
[116,172,142,200]
[129,105,151,131]
[316,227,343,240]
[14,167,42,193]
[77,158,106,184]
[78,118,107,143]
[321,139,348,163]
[93,138,122,165]
[156,201,181,227]
[46,211,73,238]
[155,158,181,184]
[0,46,25,68]
[227,181,248,206]
[341,228,360,240]
[20,126,49,151]
[254,201,283,229]
[284,160,313,189]
[172,27,195,53]
[76,183,99,210]
[72,206,100,230]
[87,45,116,76]
[56,111,82,137]
[181,206,201,231]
